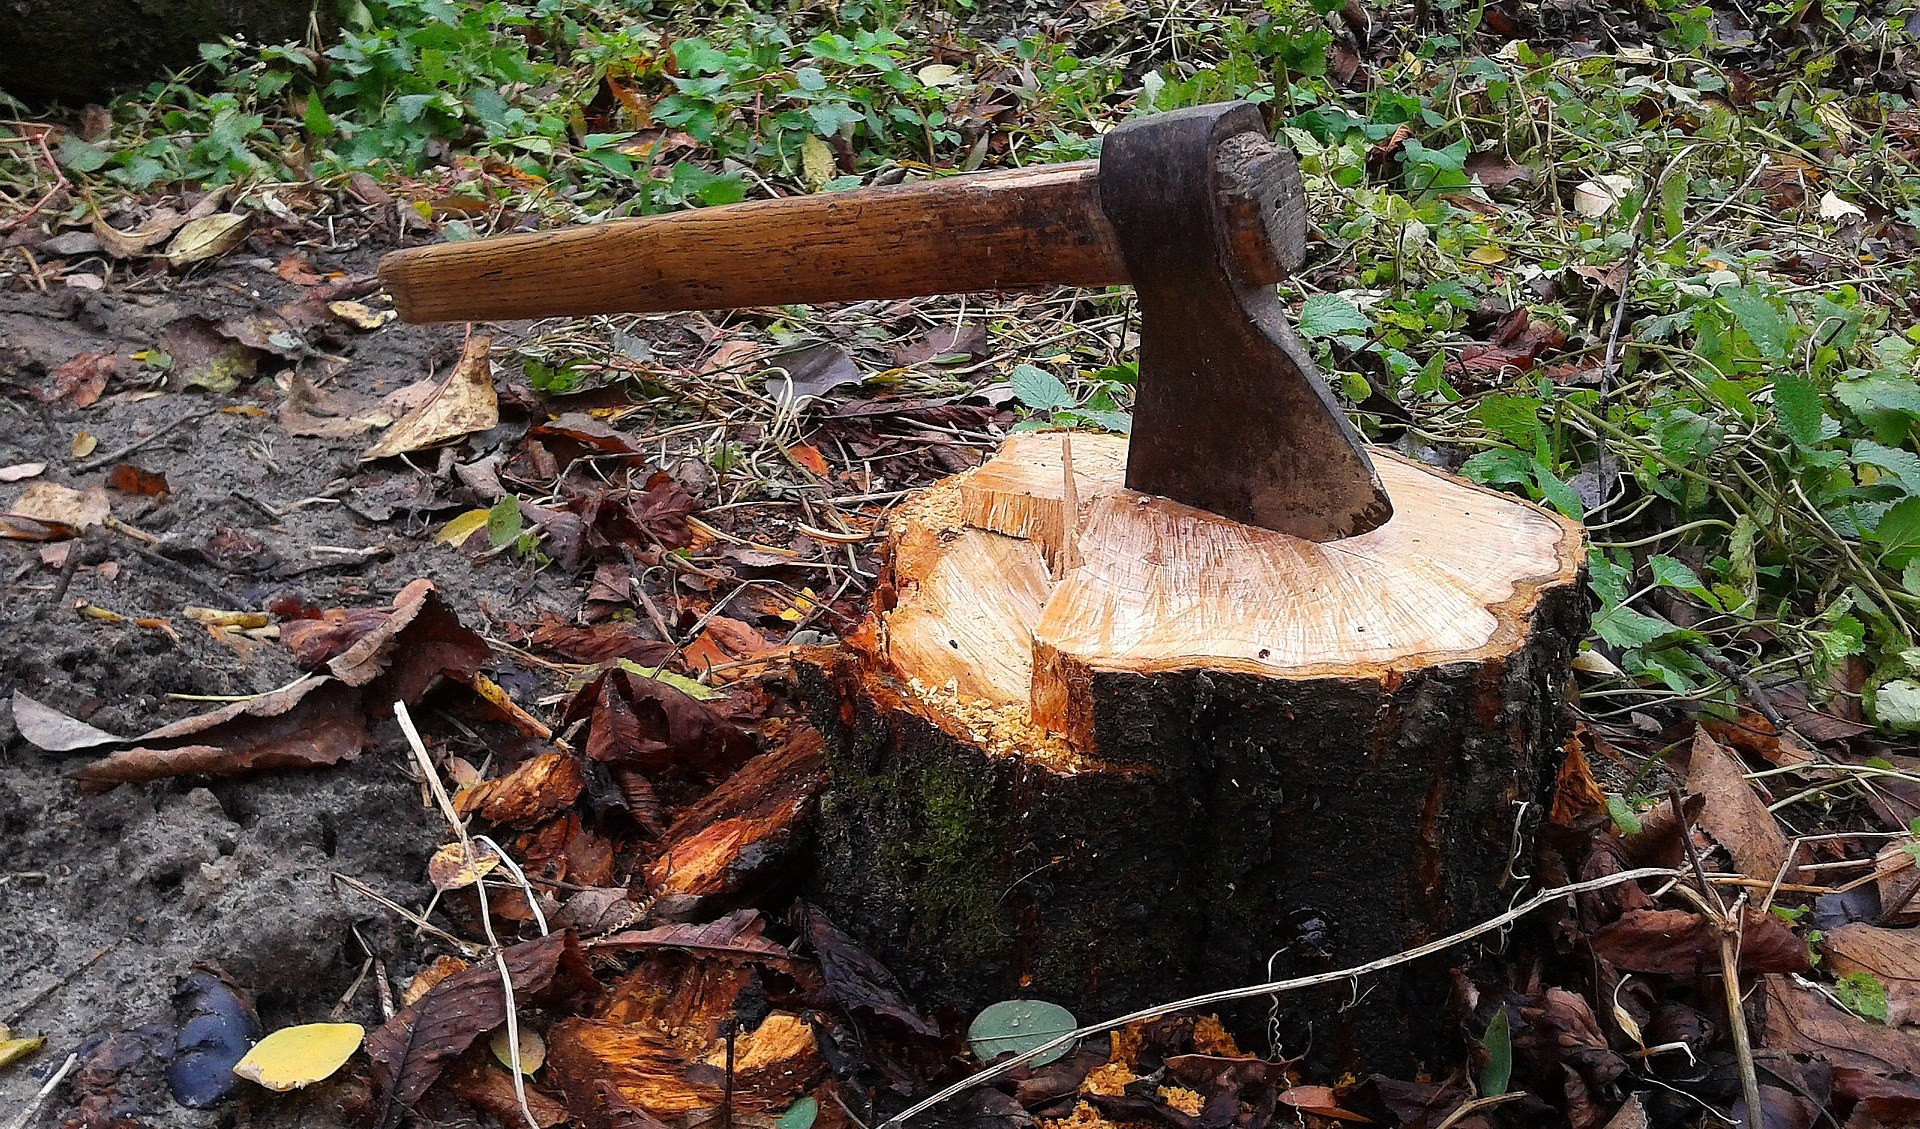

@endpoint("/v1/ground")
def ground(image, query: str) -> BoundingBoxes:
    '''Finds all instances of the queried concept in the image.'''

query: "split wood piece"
[807,431,1588,1074]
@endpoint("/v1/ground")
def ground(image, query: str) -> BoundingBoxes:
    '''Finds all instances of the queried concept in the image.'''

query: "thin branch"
[880,866,1685,1127]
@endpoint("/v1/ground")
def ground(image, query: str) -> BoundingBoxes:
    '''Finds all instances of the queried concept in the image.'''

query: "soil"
[0,240,582,1125]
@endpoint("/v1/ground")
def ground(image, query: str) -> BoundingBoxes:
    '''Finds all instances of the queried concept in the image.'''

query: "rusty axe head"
[1097,101,1391,541]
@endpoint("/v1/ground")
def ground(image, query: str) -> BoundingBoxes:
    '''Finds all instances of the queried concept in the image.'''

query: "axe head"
[1097,102,1392,541]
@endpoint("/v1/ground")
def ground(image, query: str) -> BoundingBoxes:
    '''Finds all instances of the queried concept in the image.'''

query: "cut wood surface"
[876,431,1584,753]
[809,431,1589,1074]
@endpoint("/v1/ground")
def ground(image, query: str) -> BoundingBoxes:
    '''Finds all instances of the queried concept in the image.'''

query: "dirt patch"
[0,242,580,1125]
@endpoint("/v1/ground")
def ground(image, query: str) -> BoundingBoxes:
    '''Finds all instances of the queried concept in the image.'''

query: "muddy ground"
[0,237,591,1125]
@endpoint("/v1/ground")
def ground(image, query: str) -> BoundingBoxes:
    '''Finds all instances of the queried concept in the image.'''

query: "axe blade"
[1098,102,1392,541]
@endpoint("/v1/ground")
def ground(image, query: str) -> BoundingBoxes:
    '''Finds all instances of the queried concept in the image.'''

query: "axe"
[378,101,1391,541]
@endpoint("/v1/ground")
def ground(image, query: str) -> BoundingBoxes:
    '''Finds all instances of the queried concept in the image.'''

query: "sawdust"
[901,674,1089,773]
[1079,1061,1136,1097]
[1158,1086,1204,1116]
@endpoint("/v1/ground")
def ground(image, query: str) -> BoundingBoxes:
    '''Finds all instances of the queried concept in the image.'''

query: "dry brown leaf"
[72,676,366,788]
[91,208,186,258]
[366,933,593,1123]
[1590,907,1808,976]
[1686,726,1793,881]
[1826,923,1920,1026]
[305,579,492,705]
[363,336,499,461]
[0,513,76,541]
[105,464,168,497]
[595,909,789,962]
[1873,843,1920,925]
[1764,976,1920,1075]
[10,482,109,531]
[45,351,115,408]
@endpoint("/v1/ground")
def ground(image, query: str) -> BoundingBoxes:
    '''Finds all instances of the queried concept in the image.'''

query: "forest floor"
[3,2,1920,1129]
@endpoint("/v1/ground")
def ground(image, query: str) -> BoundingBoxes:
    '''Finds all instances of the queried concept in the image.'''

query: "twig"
[0,128,67,237]
[73,407,220,473]
[1435,1092,1526,1129]
[395,702,539,1129]
[1670,883,1764,1128]
[44,531,85,609]
[3,1052,79,1129]
[880,866,1685,1127]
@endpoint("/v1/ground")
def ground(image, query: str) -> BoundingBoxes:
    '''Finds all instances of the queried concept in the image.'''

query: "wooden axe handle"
[378,159,1298,323]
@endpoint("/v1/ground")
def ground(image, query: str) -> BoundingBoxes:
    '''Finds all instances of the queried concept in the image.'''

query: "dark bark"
[0,0,328,104]
[804,578,1587,1076]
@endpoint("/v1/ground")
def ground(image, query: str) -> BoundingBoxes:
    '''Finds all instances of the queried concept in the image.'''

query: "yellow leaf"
[777,587,818,623]
[0,1031,45,1069]
[610,659,724,701]
[70,431,98,459]
[184,606,270,629]
[363,336,499,461]
[428,840,499,891]
[916,63,960,87]
[438,508,493,546]
[1467,244,1508,265]
[329,300,393,330]
[232,1022,365,1092]
[165,213,250,268]
[490,1026,546,1075]
[800,134,835,192]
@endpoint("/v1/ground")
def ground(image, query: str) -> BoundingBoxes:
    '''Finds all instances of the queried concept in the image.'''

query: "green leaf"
[967,1000,1077,1066]
[1296,294,1371,339]
[1533,462,1583,519]
[774,1098,819,1129]
[1009,364,1073,411]
[1869,497,1920,567]
[56,135,110,172]
[1872,679,1920,731]
[1478,1008,1512,1096]
[1648,554,1708,597]
[1594,604,1671,650]
[1723,289,1791,359]
[610,659,724,701]
[486,496,522,549]
[1606,794,1643,836]
[1853,439,1920,495]
[1773,375,1824,449]
[303,97,335,140]
[1834,972,1889,1024]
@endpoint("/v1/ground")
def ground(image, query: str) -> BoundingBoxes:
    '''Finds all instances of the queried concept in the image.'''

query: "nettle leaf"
[1009,364,1073,412]
[1722,288,1792,359]
[1872,679,1920,731]
[486,496,522,549]
[1853,439,1920,495]
[1772,374,1825,449]
[1868,496,1920,567]
[1649,554,1710,599]
[1296,294,1371,339]
[1594,603,1673,650]
[1470,395,1547,454]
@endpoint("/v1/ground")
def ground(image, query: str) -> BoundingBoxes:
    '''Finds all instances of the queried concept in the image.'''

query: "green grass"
[6,0,1920,731]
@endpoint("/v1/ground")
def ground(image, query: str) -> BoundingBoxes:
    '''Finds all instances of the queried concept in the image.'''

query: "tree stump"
[806,432,1588,1073]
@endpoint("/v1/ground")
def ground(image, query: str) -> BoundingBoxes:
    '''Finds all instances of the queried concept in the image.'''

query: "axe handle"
[378,160,1295,323]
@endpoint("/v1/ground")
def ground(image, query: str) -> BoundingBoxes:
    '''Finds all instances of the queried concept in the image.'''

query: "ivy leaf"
[1296,294,1371,339]
[1009,364,1073,412]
